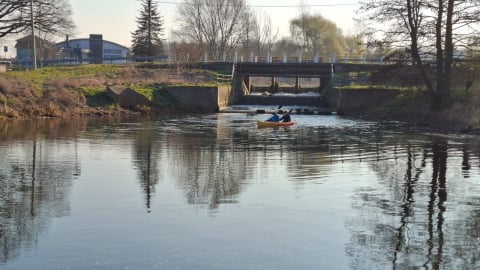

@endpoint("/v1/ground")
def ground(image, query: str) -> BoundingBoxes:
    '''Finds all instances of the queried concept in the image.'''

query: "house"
[15,35,57,67]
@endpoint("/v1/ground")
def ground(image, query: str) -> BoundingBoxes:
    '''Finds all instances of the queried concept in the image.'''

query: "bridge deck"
[235,63,333,77]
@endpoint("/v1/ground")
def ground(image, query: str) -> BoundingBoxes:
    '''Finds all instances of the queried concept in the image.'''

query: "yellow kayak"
[257,121,296,127]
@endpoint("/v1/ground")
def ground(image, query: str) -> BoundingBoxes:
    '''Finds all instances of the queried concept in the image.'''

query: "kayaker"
[266,112,280,122]
[280,111,291,122]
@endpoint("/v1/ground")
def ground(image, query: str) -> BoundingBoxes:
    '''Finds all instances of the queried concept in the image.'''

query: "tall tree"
[344,34,366,59]
[359,0,480,110]
[290,11,345,60]
[33,0,74,36]
[176,0,249,59]
[0,0,74,38]
[131,0,165,57]
[252,11,279,56]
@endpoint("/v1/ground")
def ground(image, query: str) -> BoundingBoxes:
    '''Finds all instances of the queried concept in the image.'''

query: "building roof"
[15,34,53,48]
[55,38,130,51]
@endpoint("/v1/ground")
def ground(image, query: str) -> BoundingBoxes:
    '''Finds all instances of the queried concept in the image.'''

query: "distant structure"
[55,34,130,64]
[15,35,56,67]
[15,34,130,66]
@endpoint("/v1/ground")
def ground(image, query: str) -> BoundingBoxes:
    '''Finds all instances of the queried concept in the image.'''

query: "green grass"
[371,89,430,114]
[78,86,113,107]
[122,83,180,109]
[79,86,105,97]
[5,64,121,80]
[2,64,126,93]
[129,84,157,100]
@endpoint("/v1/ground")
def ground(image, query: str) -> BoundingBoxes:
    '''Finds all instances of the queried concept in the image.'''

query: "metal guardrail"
[215,73,232,84]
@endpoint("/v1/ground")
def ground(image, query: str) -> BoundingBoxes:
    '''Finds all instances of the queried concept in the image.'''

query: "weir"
[228,62,397,114]
[231,62,334,110]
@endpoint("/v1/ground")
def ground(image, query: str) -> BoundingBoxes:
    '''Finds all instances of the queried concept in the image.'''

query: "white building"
[54,34,130,64]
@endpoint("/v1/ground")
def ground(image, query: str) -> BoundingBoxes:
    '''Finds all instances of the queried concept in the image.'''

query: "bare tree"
[358,0,480,110]
[34,0,74,36]
[0,0,74,38]
[0,0,30,38]
[252,11,279,56]
[176,0,249,59]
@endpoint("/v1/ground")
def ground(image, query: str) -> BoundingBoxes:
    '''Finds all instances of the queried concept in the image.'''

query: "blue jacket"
[267,114,280,122]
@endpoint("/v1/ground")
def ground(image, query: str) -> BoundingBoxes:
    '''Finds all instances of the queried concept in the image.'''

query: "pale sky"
[69,0,360,48]
[0,0,359,57]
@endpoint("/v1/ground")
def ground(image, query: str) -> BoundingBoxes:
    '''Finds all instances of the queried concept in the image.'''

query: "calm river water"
[0,113,479,270]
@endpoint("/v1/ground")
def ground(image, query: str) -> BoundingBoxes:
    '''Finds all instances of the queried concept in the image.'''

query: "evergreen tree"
[131,0,164,57]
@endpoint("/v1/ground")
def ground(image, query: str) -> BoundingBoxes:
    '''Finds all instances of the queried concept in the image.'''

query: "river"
[0,113,479,270]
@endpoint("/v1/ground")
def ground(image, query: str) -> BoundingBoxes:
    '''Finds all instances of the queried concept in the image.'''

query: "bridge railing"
[215,73,233,84]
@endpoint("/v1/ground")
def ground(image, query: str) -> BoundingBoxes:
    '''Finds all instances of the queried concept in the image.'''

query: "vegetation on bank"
[0,64,219,119]
[353,67,480,133]
[1,62,480,134]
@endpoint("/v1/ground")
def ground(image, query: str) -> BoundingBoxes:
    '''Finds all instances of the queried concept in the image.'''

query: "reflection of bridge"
[230,62,385,110]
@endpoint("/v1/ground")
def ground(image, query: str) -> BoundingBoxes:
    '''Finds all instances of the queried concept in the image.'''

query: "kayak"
[257,121,296,127]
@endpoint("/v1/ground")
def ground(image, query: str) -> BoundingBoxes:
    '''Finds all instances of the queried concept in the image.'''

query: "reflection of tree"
[0,118,88,141]
[392,145,423,267]
[451,207,480,270]
[462,144,471,178]
[427,140,447,269]
[132,123,160,212]
[0,137,80,263]
[345,137,480,269]
[158,116,254,209]
[173,134,247,209]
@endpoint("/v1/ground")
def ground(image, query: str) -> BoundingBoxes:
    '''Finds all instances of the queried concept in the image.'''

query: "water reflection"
[346,137,480,269]
[159,115,252,209]
[0,116,479,269]
[0,119,83,263]
[132,121,160,212]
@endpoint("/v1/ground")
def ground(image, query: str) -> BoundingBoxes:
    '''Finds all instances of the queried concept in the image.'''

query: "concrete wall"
[217,85,232,110]
[324,88,400,114]
[106,86,150,109]
[166,85,232,113]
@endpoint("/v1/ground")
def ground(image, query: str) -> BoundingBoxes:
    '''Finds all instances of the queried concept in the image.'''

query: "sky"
[69,0,360,47]
[0,0,359,57]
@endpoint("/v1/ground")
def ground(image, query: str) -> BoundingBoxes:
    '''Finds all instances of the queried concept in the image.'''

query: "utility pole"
[30,0,37,69]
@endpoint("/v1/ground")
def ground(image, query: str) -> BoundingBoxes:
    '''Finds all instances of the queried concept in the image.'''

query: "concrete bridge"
[230,62,389,112]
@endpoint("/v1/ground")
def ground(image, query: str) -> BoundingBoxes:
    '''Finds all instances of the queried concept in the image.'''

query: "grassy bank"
[1,63,480,135]
[350,80,480,133]
[0,64,218,119]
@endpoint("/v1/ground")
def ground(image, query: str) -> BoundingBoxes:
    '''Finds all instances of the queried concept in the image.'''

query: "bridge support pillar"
[271,76,277,91]
[243,76,251,94]
[320,77,329,94]
[295,76,301,92]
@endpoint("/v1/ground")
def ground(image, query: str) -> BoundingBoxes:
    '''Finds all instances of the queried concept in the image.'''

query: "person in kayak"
[266,112,280,122]
[279,111,291,122]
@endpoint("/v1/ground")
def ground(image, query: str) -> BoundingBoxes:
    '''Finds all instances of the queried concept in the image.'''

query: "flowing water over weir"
[0,114,479,270]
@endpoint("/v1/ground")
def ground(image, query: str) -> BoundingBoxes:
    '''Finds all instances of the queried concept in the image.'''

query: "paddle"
[275,105,283,114]
[262,105,282,122]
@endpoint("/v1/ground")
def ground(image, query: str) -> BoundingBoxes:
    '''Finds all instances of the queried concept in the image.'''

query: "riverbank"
[1,63,479,135]
[349,90,480,135]
[0,63,223,119]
